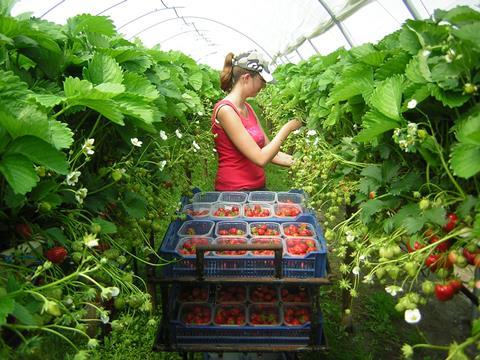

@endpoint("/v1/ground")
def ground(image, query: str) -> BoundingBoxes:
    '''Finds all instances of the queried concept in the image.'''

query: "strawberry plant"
[258,5,480,357]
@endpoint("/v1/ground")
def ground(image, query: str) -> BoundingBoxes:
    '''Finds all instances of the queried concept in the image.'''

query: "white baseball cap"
[233,50,276,84]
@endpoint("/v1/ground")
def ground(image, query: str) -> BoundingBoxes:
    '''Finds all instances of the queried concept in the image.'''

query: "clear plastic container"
[274,203,302,218]
[215,284,248,303]
[248,191,276,203]
[215,220,248,237]
[192,191,220,203]
[249,222,281,237]
[284,237,320,257]
[281,222,316,237]
[276,192,304,205]
[183,203,211,218]
[178,284,210,303]
[175,236,213,257]
[213,237,248,256]
[210,203,242,218]
[248,285,279,303]
[218,191,248,203]
[243,203,273,218]
[213,304,247,326]
[248,304,282,326]
[250,237,282,257]
[177,220,215,237]
[282,304,311,326]
[178,302,212,326]
[280,285,311,303]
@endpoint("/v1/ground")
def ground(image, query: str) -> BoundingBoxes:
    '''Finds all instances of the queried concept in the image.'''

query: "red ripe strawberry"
[45,246,68,264]
[434,283,456,302]
[443,213,458,233]
[15,223,32,238]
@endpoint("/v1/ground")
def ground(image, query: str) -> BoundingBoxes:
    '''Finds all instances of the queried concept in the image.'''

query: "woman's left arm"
[254,109,295,167]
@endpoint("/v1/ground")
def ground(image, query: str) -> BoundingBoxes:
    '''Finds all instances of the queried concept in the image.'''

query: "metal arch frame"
[316,0,354,48]
[160,29,212,44]
[118,7,185,30]
[127,15,273,62]
[402,0,422,20]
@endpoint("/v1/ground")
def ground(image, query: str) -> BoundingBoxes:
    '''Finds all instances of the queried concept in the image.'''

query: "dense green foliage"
[0,3,221,358]
[258,6,480,358]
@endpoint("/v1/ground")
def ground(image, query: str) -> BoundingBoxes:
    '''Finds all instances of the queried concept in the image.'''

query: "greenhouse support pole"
[317,0,354,48]
[295,49,304,60]
[307,38,320,54]
[402,0,422,20]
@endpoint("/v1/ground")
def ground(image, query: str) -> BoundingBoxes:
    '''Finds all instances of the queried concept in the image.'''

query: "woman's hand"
[286,119,302,132]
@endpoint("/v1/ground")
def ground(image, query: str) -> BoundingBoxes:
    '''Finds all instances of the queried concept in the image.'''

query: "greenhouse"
[1,0,480,359]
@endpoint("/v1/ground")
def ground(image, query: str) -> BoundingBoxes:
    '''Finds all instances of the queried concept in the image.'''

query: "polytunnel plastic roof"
[11,0,480,70]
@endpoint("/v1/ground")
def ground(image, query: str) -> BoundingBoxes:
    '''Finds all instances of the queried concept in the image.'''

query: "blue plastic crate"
[168,313,323,346]
[159,214,327,278]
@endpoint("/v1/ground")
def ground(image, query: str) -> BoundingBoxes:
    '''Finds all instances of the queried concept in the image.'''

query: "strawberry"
[15,223,32,238]
[45,246,68,264]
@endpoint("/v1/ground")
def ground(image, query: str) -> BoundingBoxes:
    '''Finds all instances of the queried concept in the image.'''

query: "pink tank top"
[212,99,266,191]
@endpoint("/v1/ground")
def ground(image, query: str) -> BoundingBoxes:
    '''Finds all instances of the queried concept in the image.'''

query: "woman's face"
[246,73,266,96]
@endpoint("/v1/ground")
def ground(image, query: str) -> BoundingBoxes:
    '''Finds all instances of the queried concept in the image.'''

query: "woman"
[212,50,302,191]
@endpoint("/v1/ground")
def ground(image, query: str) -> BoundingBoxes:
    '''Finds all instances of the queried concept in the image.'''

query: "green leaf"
[389,172,422,195]
[93,217,117,234]
[455,113,480,145]
[63,77,93,97]
[121,192,147,219]
[355,110,402,142]
[74,99,124,125]
[361,165,383,182]
[323,103,339,128]
[382,161,400,184]
[375,52,411,81]
[423,207,447,227]
[453,23,480,48]
[406,52,432,83]
[188,71,203,91]
[450,143,480,178]
[94,82,125,97]
[83,53,123,85]
[358,177,381,195]
[0,294,14,325]
[428,84,469,108]
[435,6,480,26]
[7,135,68,174]
[45,227,68,246]
[123,72,159,100]
[403,216,425,234]
[12,301,38,325]
[116,95,155,124]
[67,14,116,36]
[360,199,385,224]
[418,136,441,168]
[369,75,403,120]
[0,153,39,194]
[47,120,74,150]
[431,63,461,90]
[6,275,20,293]
[472,319,480,336]
[327,64,374,104]
[456,195,478,220]
[29,93,64,108]
[30,180,57,201]
[399,27,421,55]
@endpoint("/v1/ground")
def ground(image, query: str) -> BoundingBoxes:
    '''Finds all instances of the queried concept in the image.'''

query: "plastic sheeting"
[11,0,480,69]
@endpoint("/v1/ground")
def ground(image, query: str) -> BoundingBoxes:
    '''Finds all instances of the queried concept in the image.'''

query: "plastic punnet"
[215,221,249,237]
[218,191,248,203]
[178,302,212,326]
[192,191,220,203]
[177,220,214,237]
[281,222,316,237]
[248,191,276,203]
[249,222,281,237]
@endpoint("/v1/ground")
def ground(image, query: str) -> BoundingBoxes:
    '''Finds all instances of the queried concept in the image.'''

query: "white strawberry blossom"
[346,230,355,243]
[407,99,417,109]
[66,171,81,186]
[306,129,316,136]
[100,312,110,324]
[422,49,431,57]
[293,129,301,135]
[159,130,168,140]
[101,286,120,299]
[385,285,403,296]
[82,138,95,155]
[75,188,88,204]
[192,140,200,151]
[404,308,421,324]
[159,160,167,171]
[352,266,360,275]
[175,129,183,139]
[83,233,99,248]
[130,138,142,147]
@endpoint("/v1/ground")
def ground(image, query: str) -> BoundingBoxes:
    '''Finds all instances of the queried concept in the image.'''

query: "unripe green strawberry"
[419,199,430,210]
[404,262,418,277]
[422,281,435,295]
[111,169,123,181]
[464,83,477,94]
[90,223,102,234]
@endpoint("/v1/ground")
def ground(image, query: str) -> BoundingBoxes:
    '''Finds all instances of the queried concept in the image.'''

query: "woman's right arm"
[216,106,301,168]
